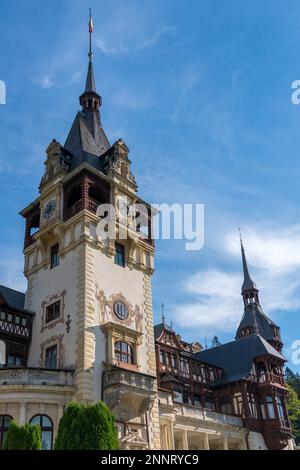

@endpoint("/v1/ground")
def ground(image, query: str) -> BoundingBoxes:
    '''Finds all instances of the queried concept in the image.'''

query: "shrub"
[4,421,42,450]
[55,401,119,450]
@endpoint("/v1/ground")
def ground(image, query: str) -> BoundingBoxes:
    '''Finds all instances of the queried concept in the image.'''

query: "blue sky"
[0,0,300,372]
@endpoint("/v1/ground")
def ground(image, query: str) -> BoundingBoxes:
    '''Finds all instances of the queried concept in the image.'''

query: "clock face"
[43,199,56,220]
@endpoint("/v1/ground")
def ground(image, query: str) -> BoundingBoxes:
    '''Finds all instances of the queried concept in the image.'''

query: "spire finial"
[238,227,243,246]
[239,229,259,306]
[88,8,94,62]
[161,302,165,325]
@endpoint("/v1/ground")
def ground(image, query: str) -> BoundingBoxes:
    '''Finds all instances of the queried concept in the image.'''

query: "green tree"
[286,385,300,445]
[286,368,300,398]
[4,421,42,450]
[54,401,119,450]
[211,336,221,348]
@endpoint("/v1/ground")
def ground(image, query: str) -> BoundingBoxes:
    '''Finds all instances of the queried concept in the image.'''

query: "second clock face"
[43,199,57,220]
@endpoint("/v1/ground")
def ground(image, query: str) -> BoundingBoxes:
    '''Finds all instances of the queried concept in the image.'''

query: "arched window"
[30,415,53,450]
[115,341,134,364]
[0,415,12,450]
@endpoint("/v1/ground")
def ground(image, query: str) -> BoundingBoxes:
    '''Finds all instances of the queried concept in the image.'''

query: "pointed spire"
[79,10,103,117]
[161,302,165,325]
[85,9,97,93]
[239,229,258,293]
[85,61,97,93]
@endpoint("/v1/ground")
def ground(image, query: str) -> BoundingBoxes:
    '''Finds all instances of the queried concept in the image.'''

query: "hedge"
[4,421,42,450]
[54,401,119,450]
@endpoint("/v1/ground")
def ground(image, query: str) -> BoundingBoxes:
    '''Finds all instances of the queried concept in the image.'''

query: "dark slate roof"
[0,285,33,314]
[196,334,285,386]
[85,60,96,93]
[64,111,110,171]
[236,303,279,341]
[154,323,176,340]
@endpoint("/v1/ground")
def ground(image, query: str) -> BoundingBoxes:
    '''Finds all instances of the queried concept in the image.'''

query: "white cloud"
[173,225,300,334]
[95,25,175,58]
[38,75,56,90]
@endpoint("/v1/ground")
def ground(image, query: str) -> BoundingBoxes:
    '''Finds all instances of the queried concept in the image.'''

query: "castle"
[0,24,294,451]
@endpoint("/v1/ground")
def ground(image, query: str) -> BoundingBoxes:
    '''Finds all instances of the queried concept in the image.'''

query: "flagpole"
[89,8,92,61]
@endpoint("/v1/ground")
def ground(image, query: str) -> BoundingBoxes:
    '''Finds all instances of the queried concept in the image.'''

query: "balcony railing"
[0,368,75,387]
[103,368,157,411]
[175,403,243,427]
[246,372,285,386]
[103,368,156,393]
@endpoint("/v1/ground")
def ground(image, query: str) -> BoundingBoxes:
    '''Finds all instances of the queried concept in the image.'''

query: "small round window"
[114,301,129,320]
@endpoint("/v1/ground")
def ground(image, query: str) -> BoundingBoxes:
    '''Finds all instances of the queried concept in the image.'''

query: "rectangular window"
[266,396,276,419]
[173,390,183,403]
[205,399,214,411]
[159,350,165,364]
[115,243,125,267]
[171,353,176,368]
[50,244,60,269]
[276,396,286,421]
[193,395,202,407]
[182,391,191,405]
[45,345,57,370]
[45,301,61,324]
[260,403,266,420]
[7,354,22,367]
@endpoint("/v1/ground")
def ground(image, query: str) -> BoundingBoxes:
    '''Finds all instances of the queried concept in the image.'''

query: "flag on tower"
[89,10,94,33]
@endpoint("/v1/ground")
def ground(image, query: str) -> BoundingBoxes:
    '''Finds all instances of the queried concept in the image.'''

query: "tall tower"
[236,236,283,352]
[20,14,160,450]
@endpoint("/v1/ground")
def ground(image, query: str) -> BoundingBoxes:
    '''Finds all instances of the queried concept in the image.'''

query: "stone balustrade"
[0,368,75,387]
[175,403,243,427]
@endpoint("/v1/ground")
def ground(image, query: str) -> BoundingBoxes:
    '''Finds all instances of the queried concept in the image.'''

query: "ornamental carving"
[39,334,65,369]
[40,290,66,333]
[39,139,70,190]
[96,288,143,333]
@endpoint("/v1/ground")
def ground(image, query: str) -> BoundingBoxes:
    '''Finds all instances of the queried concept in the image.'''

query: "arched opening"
[30,415,53,450]
[115,341,134,365]
[0,415,12,449]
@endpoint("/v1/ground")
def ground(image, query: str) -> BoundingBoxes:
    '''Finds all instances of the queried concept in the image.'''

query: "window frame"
[114,243,125,268]
[114,340,134,364]
[30,415,53,450]
[0,415,12,450]
[45,344,58,370]
[50,244,60,269]
[45,300,61,324]
[113,301,129,321]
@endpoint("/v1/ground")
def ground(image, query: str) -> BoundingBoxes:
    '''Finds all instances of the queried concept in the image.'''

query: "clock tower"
[20,18,160,450]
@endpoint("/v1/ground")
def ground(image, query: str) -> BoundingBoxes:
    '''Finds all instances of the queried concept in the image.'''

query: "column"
[223,435,229,450]
[168,422,175,450]
[18,403,27,425]
[164,425,169,450]
[182,430,189,450]
[203,433,210,450]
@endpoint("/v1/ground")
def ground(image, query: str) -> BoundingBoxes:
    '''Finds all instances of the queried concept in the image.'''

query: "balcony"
[175,403,243,428]
[246,372,286,387]
[103,367,157,414]
[0,368,75,387]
